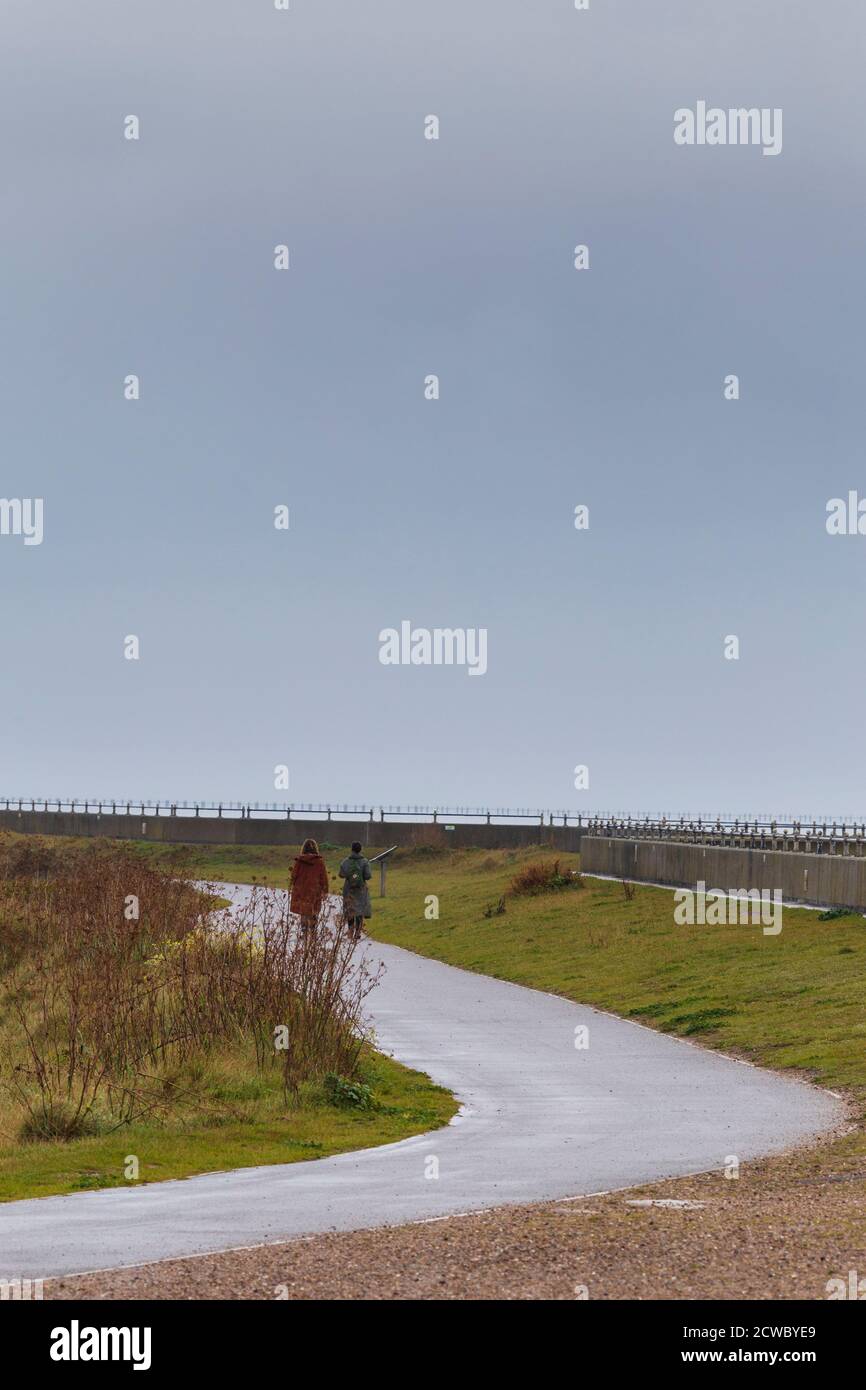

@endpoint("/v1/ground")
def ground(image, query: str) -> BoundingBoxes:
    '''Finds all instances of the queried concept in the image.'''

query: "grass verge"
[0,1046,455,1203]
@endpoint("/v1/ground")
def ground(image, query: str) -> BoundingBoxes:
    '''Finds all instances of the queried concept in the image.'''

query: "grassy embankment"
[0,1050,454,1205]
[0,836,455,1203]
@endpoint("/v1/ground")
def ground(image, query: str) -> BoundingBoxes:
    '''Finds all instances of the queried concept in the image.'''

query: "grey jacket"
[339,853,372,918]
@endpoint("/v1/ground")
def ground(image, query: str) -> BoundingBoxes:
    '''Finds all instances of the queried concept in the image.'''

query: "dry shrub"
[0,832,145,881]
[509,859,582,897]
[0,834,64,880]
[474,854,505,873]
[0,851,380,1138]
[226,887,382,1103]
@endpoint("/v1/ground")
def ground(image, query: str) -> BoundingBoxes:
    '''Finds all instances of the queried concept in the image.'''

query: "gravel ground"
[47,1119,866,1301]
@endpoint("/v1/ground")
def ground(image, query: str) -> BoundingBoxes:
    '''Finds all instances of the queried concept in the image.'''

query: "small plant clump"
[482,897,506,919]
[509,860,583,898]
[323,1073,374,1111]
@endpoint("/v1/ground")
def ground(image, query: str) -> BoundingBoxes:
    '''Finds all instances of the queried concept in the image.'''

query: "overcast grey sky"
[1,1,864,817]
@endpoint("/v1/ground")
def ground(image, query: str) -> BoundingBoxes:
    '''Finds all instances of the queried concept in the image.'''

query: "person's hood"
[295,852,322,864]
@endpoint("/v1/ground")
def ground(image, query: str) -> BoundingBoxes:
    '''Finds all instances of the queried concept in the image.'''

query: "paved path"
[0,884,844,1278]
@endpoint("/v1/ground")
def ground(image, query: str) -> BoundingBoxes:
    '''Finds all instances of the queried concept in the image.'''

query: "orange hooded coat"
[290,851,329,921]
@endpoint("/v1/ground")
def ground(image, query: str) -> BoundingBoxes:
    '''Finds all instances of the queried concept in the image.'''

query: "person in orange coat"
[289,838,330,930]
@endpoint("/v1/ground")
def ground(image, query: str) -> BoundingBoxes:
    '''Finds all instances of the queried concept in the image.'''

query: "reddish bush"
[509,859,582,897]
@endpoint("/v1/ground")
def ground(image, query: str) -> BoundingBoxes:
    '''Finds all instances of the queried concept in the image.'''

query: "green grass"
[0,1045,455,1203]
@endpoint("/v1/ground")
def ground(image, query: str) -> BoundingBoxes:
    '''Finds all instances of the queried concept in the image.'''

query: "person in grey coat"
[339,841,372,939]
